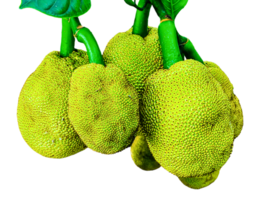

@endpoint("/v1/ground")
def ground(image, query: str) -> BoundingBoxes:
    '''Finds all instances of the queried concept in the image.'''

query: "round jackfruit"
[205,61,243,139]
[179,169,220,189]
[131,127,160,171]
[68,63,139,154]
[103,27,163,99]
[141,59,234,178]
[17,50,89,158]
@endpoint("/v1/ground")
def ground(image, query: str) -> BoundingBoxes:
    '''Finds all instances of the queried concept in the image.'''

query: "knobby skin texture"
[17,50,89,158]
[103,27,163,99]
[141,59,234,178]
[68,64,139,154]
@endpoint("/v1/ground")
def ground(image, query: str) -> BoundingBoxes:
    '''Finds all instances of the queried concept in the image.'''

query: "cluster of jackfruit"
[17,27,243,190]
[17,50,139,158]
[103,27,243,189]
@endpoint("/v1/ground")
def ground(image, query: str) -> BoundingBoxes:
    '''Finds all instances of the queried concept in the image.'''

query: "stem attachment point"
[77,25,84,29]
[158,15,173,23]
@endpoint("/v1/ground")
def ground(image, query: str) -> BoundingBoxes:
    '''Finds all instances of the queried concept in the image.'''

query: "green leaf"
[19,0,91,18]
[161,0,188,19]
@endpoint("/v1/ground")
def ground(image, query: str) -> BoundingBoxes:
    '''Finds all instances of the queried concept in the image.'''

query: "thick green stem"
[70,17,104,65]
[150,0,204,64]
[60,18,75,57]
[152,1,183,69]
[159,20,183,69]
[132,0,152,37]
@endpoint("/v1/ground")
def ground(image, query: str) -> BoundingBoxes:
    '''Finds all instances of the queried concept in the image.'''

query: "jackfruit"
[103,27,163,98]
[179,169,220,189]
[230,95,243,138]
[205,62,233,98]
[68,63,139,154]
[141,59,234,178]
[205,61,243,139]
[17,50,89,158]
[131,127,160,171]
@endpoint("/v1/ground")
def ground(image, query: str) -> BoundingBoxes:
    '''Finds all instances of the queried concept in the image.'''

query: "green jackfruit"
[141,59,234,178]
[131,127,160,171]
[230,95,243,138]
[17,50,88,158]
[179,169,220,189]
[103,27,163,98]
[68,64,139,154]
[205,62,234,98]
[205,61,243,139]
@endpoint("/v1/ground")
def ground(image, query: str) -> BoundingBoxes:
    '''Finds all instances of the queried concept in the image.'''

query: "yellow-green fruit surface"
[103,27,163,99]
[204,62,233,98]
[205,61,243,139]
[17,50,89,158]
[68,64,139,154]
[131,127,160,171]
[179,169,220,189]
[230,95,243,138]
[141,59,234,178]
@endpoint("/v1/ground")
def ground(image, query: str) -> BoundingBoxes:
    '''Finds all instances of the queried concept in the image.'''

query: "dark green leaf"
[19,0,91,18]
[161,0,188,19]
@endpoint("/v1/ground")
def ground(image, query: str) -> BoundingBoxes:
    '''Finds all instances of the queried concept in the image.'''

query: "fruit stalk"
[70,17,104,65]
[152,1,183,68]
[177,32,204,64]
[132,0,152,37]
[158,20,183,69]
[60,18,75,57]
[150,0,204,64]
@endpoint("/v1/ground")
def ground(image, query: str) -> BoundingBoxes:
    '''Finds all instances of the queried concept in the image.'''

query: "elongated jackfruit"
[68,64,139,154]
[17,50,88,158]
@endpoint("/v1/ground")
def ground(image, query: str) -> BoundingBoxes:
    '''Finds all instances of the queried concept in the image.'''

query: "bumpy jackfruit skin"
[68,64,139,154]
[179,169,220,189]
[141,59,234,178]
[131,127,161,171]
[103,27,163,99]
[230,95,243,138]
[204,62,233,98]
[205,61,243,138]
[17,50,89,158]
